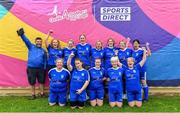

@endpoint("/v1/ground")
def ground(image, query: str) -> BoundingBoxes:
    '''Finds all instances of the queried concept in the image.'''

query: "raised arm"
[139,47,147,67]
[67,53,74,71]
[126,37,131,48]
[17,28,32,49]
[45,30,53,48]
[146,42,151,56]
[117,58,123,67]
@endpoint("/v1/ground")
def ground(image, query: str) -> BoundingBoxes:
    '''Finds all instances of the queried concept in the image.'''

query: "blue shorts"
[127,90,142,102]
[108,90,123,102]
[88,88,104,101]
[48,91,67,104]
[70,90,87,102]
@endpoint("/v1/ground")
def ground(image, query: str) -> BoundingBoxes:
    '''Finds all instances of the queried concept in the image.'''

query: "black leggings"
[70,101,85,107]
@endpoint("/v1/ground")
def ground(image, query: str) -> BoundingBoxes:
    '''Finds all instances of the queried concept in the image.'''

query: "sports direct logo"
[48,5,88,23]
[100,7,131,21]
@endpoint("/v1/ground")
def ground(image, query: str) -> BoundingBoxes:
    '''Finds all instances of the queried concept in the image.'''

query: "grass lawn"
[0,96,180,112]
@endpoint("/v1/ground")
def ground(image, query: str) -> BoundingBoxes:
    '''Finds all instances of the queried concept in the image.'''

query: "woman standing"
[104,37,117,70]
[90,40,104,68]
[76,34,91,69]
[45,30,63,70]
[63,39,76,68]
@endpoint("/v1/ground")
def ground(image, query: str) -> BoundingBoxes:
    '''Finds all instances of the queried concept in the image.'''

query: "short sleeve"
[66,69,71,80]
[48,70,52,79]
[85,70,90,81]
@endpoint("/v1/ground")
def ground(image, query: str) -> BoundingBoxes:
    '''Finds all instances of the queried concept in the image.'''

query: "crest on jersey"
[81,73,85,76]
[100,72,103,76]
[133,70,136,73]
[136,53,139,56]
[100,52,103,56]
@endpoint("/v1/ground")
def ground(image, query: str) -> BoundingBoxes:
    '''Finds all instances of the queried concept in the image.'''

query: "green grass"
[0,96,180,112]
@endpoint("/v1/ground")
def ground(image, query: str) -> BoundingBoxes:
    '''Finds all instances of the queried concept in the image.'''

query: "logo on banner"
[100,7,131,21]
[48,5,88,23]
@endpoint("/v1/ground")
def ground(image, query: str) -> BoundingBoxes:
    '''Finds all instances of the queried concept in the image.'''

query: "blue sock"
[143,85,149,100]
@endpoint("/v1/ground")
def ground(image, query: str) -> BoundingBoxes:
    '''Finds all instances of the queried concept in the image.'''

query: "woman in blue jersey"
[67,54,90,109]
[117,38,132,66]
[76,34,91,70]
[48,58,70,106]
[104,37,117,70]
[91,40,104,67]
[132,39,151,102]
[106,56,124,108]
[123,47,147,107]
[63,39,76,68]
[88,58,106,106]
[45,30,63,70]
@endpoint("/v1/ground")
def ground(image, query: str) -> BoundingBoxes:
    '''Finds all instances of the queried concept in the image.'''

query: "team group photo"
[0,0,180,112]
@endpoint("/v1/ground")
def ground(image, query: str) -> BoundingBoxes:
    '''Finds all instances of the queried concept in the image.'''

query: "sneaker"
[39,93,46,98]
[143,99,148,102]
[29,95,36,100]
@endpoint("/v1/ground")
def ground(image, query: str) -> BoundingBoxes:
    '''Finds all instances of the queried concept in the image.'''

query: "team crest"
[133,70,136,73]
[61,75,64,78]
[136,53,138,56]
[81,73,84,76]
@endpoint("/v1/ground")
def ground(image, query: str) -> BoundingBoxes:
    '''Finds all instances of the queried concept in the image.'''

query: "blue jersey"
[70,68,90,92]
[47,45,63,66]
[63,47,76,67]
[107,67,124,92]
[118,48,133,66]
[123,64,141,92]
[88,67,105,89]
[48,68,70,92]
[91,48,104,67]
[104,47,117,69]
[132,48,144,64]
[76,43,91,66]
[20,34,46,68]
[132,48,146,71]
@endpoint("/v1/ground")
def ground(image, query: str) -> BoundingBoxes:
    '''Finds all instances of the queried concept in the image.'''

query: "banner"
[0,0,180,87]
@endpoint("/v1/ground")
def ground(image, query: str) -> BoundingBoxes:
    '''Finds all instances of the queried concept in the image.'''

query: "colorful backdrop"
[0,0,180,87]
